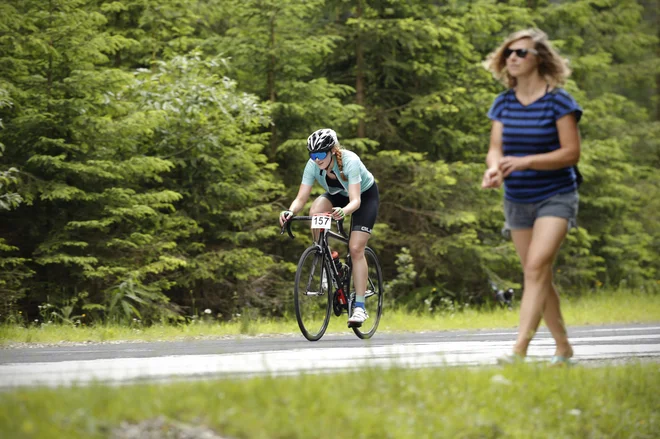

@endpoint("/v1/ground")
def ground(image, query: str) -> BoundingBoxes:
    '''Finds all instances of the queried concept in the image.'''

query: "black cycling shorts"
[320,183,379,234]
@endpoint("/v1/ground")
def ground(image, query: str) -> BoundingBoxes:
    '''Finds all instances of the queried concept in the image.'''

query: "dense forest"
[1,0,658,324]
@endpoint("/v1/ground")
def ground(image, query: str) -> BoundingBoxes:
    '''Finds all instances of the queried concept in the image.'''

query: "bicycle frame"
[282,216,350,292]
[282,214,384,340]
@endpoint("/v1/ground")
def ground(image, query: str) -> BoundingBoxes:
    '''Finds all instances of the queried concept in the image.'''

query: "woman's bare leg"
[309,196,333,241]
[512,217,571,356]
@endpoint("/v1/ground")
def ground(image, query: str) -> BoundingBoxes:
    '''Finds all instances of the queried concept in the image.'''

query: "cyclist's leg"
[347,184,379,323]
[349,231,370,302]
[309,195,334,241]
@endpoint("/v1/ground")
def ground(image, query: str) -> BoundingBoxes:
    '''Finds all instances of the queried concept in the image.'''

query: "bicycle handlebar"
[280,215,348,240]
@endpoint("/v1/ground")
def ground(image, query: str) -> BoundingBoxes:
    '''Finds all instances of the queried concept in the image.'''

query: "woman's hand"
[331,207,345,221]
[498,156,531,178]
[279,210,293,227]
[481,166,503,189]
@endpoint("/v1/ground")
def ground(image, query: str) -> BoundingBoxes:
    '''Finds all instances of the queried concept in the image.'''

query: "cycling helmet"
[307,128,338,153]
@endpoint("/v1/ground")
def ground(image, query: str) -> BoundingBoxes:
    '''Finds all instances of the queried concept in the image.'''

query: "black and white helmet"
[307,128,338,153]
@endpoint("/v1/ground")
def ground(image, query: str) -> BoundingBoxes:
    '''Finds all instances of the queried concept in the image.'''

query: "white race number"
[311,214,332,230]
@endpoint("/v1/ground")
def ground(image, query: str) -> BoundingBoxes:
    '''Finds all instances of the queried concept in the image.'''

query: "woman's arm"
[499,113,580,177]
[527,113,581,169]
[342,183,362,216]
[482,121,504,188]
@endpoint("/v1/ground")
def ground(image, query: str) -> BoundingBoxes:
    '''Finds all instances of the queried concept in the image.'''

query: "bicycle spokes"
[350,247,384,340]
[304,255,326,296]
[294,247,332,341]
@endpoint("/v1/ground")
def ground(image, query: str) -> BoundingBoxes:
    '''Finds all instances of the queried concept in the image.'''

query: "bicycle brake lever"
[337,219,347,238]
[285,219,295,239]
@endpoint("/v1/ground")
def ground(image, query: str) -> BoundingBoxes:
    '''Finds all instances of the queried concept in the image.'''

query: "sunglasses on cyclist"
[309,151,329,161]
[504,48,538,59]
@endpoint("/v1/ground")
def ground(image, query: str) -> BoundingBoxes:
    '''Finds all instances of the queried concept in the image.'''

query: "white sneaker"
[348,307,368,326]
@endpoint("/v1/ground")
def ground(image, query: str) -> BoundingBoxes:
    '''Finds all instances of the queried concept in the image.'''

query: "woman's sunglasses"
[504,48,538,59]
[309,151,329,161]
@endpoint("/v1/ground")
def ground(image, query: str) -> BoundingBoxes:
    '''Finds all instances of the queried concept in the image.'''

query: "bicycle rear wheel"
[351,246,384,339]
[294,245,333,341]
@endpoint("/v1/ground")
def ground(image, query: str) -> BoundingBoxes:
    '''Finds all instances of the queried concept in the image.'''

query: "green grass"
[0,363,658,438]
[1,289,658,345]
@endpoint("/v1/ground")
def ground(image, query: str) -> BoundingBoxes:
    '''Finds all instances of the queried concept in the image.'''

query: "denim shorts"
[503,190,579,237]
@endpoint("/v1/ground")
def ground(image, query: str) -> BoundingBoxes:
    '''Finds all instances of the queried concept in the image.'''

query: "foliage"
[0,0,657,323]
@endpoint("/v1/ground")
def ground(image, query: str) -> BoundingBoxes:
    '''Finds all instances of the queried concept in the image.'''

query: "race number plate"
[311,213,332,230]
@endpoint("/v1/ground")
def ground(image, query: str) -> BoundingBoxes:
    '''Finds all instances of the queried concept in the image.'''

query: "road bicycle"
[281,214,384,341]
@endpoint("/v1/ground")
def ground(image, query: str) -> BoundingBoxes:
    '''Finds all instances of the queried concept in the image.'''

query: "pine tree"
[0,0,188,322]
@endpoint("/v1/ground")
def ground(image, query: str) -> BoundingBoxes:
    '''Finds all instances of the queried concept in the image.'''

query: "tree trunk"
[355,1,366,138]
[656,0,659,120]
[268,14,278,156]
[47,0,53,103]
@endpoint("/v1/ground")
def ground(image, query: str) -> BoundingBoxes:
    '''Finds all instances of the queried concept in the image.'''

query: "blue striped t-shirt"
[487,88,582,203]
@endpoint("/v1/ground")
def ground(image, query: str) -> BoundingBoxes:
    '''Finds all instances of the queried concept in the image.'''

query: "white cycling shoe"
[348,307,368,327]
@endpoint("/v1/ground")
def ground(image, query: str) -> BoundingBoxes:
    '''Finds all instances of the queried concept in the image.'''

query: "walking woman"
[481,29,582,366]
[279,129,379,327]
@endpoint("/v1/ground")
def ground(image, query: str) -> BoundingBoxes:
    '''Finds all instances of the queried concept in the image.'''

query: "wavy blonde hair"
[484,28,571,88]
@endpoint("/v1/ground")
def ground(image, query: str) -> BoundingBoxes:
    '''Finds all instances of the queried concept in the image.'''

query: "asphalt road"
[1,323,658,389]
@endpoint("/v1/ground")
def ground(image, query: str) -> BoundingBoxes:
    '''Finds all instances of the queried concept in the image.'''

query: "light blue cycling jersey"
[301,149,375,197]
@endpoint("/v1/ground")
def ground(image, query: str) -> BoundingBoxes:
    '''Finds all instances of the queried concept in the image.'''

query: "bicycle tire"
[349,246,384,339]
[294,245,333,341]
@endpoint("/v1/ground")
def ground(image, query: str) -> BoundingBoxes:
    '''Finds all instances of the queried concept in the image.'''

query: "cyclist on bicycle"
[279,128,380,326]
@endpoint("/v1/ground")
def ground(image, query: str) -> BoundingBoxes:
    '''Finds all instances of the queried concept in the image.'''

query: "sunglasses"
[309,151,329,161]
[504,48,538,59]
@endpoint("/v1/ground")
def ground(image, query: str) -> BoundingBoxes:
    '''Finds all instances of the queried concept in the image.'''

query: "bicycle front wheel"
[351,246,384,339]
[294,245,333,341]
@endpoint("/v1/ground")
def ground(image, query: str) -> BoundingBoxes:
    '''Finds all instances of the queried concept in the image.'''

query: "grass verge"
[0,362,657,438]
[1,289,659,345]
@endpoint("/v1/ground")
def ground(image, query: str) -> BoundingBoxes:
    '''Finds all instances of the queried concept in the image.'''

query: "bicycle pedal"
[347,321,362,328]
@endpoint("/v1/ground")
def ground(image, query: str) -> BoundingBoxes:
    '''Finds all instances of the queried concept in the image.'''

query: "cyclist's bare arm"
[344,183,362,215]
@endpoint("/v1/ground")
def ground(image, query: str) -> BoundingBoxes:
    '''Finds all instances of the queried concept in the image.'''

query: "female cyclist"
[279,128,379,327]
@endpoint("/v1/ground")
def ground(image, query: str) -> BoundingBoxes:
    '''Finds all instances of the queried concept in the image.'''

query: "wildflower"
[490,374,511,385]
[82,314,86,317]
[204,309,212,314]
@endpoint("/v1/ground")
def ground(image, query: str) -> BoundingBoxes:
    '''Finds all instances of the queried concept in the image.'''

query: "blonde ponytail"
[332,146,346,180]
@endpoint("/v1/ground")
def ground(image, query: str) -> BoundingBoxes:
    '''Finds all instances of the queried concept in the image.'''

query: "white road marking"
[1,334,658,388]
[576,326,660,333]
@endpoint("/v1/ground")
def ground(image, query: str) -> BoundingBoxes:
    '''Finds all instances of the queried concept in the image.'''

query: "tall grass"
[1,288,658,345]
[0,362,657,438]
